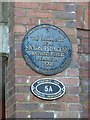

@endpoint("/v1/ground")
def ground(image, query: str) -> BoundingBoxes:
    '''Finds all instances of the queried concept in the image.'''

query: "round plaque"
[22,24,72,75]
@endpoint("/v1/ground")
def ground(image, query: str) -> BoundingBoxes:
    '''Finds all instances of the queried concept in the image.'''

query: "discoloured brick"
[31,112,54,119]
[16,103,40,111]
[64,3,76,12]
[57,111,80,118]
[43,103,68,111]
[53,11,76,20]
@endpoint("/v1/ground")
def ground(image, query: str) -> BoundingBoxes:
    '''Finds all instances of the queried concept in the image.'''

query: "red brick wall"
[77,2,90,118]
[6,2,82,118]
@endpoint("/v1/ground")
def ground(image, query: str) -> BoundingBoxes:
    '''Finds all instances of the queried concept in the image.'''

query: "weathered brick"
[57,111,80,118]
[79,69,89,78]
[16,103,40,111]
[15,76,30,84]
[61,28,77,36]
[53,11,76,20]
[39,3,64,11]
[15,49,22,58]
[15,86,30,93]
[15,93,26,102]
[28,9,36,17]
[67,68,79,77]
[30,112,54,119]
[66,20,76,28]
[16,111,30,118]
[77,30,89,38]
[66,86,81,94]
[15,2,39,9]
[15,34,24,42]
[43,103,67,111]
[14,25,26,33]
[15,67,39,76]
[68,103,83,111]
[36,11,52,18]
[55,77,80,86]
[57,95,80,103]
[15,17,30,25]
[15,58,26,67]
[14,9,27,17]
[76,7,83,29]
[64,3,76,12]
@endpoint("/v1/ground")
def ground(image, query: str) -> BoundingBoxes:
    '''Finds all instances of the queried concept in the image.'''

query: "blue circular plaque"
[22,24,72,75]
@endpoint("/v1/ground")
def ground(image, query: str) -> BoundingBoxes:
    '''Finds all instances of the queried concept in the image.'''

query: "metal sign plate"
[22,24,72,75]
[30,78,65,100]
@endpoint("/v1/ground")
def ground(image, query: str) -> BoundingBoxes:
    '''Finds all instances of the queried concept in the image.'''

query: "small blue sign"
[30,78,65,100]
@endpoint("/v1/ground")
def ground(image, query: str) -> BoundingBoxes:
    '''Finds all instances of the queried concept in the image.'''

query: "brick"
[16,111,30,118]
[15,34,24,42]
[77,30,89,38]
[57,111,79,118]
[15,2,39,9]
[66,20,76,28]
[15,76,30,84]
[36,11,52,18]
[15,67,39,76]
[78,45,89,54]
[83,101,90,112]
[15,58,26,66]
[69,35,77,44]
[15,86,30,93]
[15,17,30,25]
[72,52,78,61]
[16,103,40,111]
[40,19,54,25]
[81,85,88,93]
[15,49,22,58]
[80,111,88,118]
[14,25,26,33]
[66,86,81,94]
[43,103,67,111]
[61,28,77,36]
[57,95,80,103]
[80,61,90,68]
[15,93,26,102]
[81,38,89,46]
[84,8,90,29]
[79,69,89,78]
[67,68,79,77]
[76,7,83,28]
[15,9,27,17]
[28,9,36,17]
[55,77,80,86]
[30,112,54,119]
[53,19,66,27]
[68,104,83,111]
[53,11,76,20]
[39,3,64,11]
[64,3,76,12]
[80,93,88,101]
